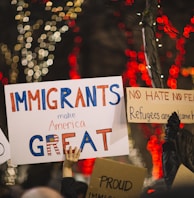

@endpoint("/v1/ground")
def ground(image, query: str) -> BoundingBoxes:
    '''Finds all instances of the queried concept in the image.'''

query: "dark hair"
[0,185,23,198]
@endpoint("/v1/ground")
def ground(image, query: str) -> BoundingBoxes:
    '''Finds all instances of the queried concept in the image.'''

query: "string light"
[1,0,84,184]
[180,66,194,86]
[113,9,153,87]
[67,22,82,79]
[1,0,84,83]
[156,3,194,89]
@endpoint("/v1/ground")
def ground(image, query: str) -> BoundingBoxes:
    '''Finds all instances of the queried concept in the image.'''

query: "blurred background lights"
[5,0,85,83]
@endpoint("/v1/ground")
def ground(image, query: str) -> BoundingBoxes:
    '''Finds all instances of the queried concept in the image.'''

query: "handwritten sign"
[4,76,129,165]
[126,87,194,123]
[85,158,147,198]
[0,128,10,165]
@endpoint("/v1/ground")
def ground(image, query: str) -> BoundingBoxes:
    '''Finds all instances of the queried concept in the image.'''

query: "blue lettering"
[109,84,120,105]
[80,131,97,151]
[41,89,46,110]
[86,86,97,106]
[60,88,73,108]
[15,91,28,111]
[29,135,44,156]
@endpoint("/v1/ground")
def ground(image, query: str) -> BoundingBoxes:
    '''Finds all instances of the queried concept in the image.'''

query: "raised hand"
[63,146,81,177]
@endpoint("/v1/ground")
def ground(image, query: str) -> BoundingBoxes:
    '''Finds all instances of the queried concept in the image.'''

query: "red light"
[147,188,156,194]
[179,123,184,129]
[162,15,168,24]
[73,26,80,33]
[129,79,138,87]
[146,79,152,86]
[118,22,125,29]
[74,36,82,43]
[0,72,3,80]
[124,49,131,57]
[68,20,76,28]
[2,77,8,85]
[137,52,145,61]
[141,73,148,81]
[138,63,146,72]
[78,158,96,176]
[191,17,194,24]
[181,68,189,77]
[68,53,77,66]
[166,51,172,58]
[125,0,134,6]
[156,17,163,24]
[130,61,138,69]
[167,78,177,89]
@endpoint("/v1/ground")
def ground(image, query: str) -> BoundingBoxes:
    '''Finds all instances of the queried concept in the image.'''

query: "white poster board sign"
[0,128,10,165]
[126,87,194,123]
[5,76,129,165]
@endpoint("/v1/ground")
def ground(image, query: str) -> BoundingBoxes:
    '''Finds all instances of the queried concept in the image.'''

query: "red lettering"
[96,128,112,150]
[47,88,58,109]
[75,87,86,107]
[61,133,75,153]
[10,92,16,112]
[28,90,41,110]
[97,85,108,106]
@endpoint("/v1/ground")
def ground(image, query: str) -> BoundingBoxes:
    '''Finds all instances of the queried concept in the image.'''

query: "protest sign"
[0,128,10,165]
[172,164,194,188]
[4,76,129,165]
[126,87,194,123]
[85,158,147,198]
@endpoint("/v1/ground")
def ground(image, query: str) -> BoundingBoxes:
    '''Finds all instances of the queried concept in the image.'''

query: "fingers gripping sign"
[63,146,81,177]
[65,146,81,164]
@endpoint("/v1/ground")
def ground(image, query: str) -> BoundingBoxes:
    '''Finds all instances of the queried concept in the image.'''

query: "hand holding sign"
[63,146,81,177]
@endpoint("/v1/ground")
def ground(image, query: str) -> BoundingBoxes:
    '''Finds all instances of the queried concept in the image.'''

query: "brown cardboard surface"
[172,164,194,188]
[86,158,147,198]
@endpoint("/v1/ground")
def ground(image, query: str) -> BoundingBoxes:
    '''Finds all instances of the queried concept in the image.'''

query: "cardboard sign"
[4,76,129,165]
[86,158,147,198]
[0,128,10,165]
[172,164,194,188]
[126,87,194,123]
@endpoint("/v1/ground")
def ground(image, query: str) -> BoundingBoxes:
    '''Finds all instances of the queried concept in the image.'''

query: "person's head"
[21,187,63,198]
